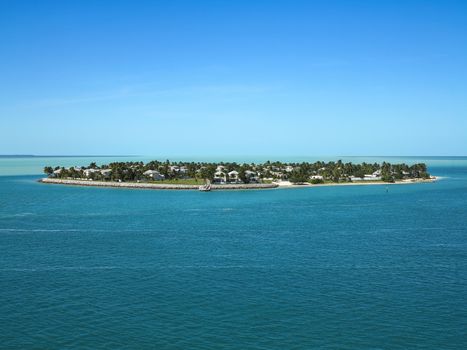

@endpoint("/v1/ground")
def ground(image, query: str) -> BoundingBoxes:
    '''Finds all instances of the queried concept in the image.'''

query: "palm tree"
[43,166,53,175]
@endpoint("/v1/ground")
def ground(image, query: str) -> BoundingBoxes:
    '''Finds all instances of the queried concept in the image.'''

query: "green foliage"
[199,165,215,181]
[310,178,324,184]
[43,166,53,175]
[289,169,308,184]
[43,160,430,184]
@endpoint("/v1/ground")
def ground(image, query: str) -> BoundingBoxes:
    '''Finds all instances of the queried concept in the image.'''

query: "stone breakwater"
[39,178,279,190]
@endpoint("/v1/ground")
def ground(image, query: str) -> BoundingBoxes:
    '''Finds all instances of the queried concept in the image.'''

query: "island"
[39,160,436,191]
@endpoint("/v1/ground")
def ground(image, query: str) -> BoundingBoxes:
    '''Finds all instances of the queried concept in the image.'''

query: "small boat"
[199,181,212,192]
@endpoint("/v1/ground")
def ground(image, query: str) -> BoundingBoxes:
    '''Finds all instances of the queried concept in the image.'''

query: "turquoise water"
[1,157,466,349]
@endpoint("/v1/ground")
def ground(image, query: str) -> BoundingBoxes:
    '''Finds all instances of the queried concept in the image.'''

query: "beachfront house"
[213,170,226,184]
[351,169,382,181]
[310,175,323,180]
[143,170,165,180]
[270,171,285,179]
[51,168,62,177]
[228,170,239,183]
[285,165,294,172]
[83,168,99,177]
[245,170,259,183]
[172,166,188,178]
[363,170,382,180]
[100,169,112,179]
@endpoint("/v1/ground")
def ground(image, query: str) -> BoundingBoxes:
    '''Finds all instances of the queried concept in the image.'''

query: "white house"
[310,175,323,180]
[228,170,239,183]
[270,171,284,179]
[285,165,294,172]
[364,175,381,180]
[143,170,165,180]
[362,170,382,180]
[52,168,62,177]
[100,169,112,178]
[213,170,226,183]
[351,173,382,181]
[245,170,259,183]
[83,168,99,177]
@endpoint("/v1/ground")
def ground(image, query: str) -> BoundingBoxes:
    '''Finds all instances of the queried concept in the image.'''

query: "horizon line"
[1,155,467,158]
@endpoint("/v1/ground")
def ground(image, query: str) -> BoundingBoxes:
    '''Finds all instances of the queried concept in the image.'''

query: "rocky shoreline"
[39,178,279,190]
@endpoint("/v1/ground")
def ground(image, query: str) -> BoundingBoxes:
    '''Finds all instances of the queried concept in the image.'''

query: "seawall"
[39,178,279,190]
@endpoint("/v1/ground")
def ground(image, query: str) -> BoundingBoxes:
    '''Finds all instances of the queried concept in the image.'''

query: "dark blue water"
[1,160,466,349]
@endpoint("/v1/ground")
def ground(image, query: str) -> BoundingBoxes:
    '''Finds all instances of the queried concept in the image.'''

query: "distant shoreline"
[39,177,437,191]
[0,155,135,158]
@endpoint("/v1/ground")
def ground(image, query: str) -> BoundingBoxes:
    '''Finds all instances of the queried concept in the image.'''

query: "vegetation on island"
[43,160,431,185]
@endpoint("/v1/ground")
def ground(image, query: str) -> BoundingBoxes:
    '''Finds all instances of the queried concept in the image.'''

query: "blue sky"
[1,0,466,156]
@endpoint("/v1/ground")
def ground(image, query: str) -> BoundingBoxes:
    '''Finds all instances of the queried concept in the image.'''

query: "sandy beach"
[273,177,437,189]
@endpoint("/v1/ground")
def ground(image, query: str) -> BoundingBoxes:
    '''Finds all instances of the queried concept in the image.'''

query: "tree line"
[44,160,430,184]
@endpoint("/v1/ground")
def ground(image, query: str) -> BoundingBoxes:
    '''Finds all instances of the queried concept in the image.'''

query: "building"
[143,170,165,180]
[213,171,226,183]
[245,170,259,183]
[51,168,62,177]
[100,169,112,178]
[83,168,99,177]
[228,170,239,183]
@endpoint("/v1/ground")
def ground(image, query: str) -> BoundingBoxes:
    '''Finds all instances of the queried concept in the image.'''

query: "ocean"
[1,156,466,349]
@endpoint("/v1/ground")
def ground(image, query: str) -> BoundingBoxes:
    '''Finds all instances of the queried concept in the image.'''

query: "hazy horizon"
[2,154,467,159]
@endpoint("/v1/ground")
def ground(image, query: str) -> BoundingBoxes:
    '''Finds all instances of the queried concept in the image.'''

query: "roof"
[144,170,161,175]
[84,168,98,173]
